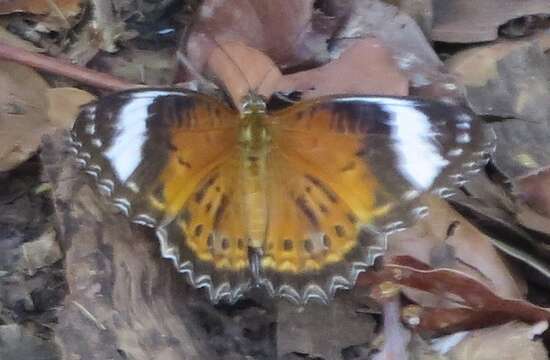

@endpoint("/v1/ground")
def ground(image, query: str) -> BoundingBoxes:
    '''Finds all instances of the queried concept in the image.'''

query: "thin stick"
[0,42,138,91]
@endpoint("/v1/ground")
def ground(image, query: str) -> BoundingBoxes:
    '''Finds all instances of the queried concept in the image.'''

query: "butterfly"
[69,88,490,304]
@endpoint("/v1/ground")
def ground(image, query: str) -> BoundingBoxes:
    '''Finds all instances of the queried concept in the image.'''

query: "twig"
[372,281,411,360]
[0,42,138,91]
[72,300,107,331]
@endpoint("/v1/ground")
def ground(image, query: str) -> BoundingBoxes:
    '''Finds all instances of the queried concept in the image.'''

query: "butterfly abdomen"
[239,111,271,249]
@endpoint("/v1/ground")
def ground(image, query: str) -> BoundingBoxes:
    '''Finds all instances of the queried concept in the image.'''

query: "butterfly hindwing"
[158,152,253,300]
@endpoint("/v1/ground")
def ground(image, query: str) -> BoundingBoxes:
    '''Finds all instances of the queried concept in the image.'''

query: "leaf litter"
[0,0,550,359]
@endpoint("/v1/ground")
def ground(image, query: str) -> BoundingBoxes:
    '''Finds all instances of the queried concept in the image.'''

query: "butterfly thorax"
[238,93,271,248]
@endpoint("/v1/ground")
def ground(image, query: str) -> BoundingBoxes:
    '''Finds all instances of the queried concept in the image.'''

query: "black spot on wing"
[178,208,191,224]
[283,239,293,251]
[194,224,203,237]
[151,183,165,203]
[305,175,338,203]
[177,157,192,169]
[213,194,229,229]
[346,213,358,225]
[167,141,178,151]
[195,174,218,203]
[334,225,346,237]
[295,195,319,227]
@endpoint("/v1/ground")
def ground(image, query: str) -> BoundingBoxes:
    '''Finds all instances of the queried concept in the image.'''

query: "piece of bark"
[41,132,216,360]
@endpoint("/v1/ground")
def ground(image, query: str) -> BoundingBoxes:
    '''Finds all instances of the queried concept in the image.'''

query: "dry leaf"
[0,0,82,16]
[432,0,550,43]
[276,296,375,360]
[0,25,44,52]
[0,60,50,171]
[181,0,335,80]
[359,256,550,334]
[517,170,550,218]
[388,195,524,301]
[447,322,548,360]
[18,227,62,276]
[447,40,550,179]
[206,41,282,108]
[46,87,96,129]
[97,48,177,85]
[275,38,409,98]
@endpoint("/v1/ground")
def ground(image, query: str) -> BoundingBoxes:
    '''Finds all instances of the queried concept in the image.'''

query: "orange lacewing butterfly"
[69,77,492,303]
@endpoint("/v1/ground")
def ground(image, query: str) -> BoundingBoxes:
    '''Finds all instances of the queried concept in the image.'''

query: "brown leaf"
[517,169,550,218]
[333,0,462,101]
[432,0,550,43]
[0,60,50,171]
[275,38,409,98]
[94,48,177,85]
[206,41,282,108]
[447,322,548,360]
[0,0,82,16]
[0,25,44,52]
[447,40,550,179]
[359,256,550,334]
[46,87,96,130]
[388,195,525,301]
[180,0,335,80]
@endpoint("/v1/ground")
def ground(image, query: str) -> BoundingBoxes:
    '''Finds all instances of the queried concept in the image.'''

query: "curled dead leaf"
[388,195,525,301]
[359,256,550,334]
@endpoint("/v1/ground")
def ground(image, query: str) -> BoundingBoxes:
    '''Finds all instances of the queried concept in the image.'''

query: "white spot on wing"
[103,91,176,183]
[91,138,102,147]
[384,104,450,190]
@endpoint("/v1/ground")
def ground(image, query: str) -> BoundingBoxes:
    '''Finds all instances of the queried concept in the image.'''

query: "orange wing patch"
[146,100,249,271]
[262,103,393,273]
[178,154,249,271]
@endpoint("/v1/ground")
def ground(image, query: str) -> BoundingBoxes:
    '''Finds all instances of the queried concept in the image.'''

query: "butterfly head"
[240,92,267,117]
